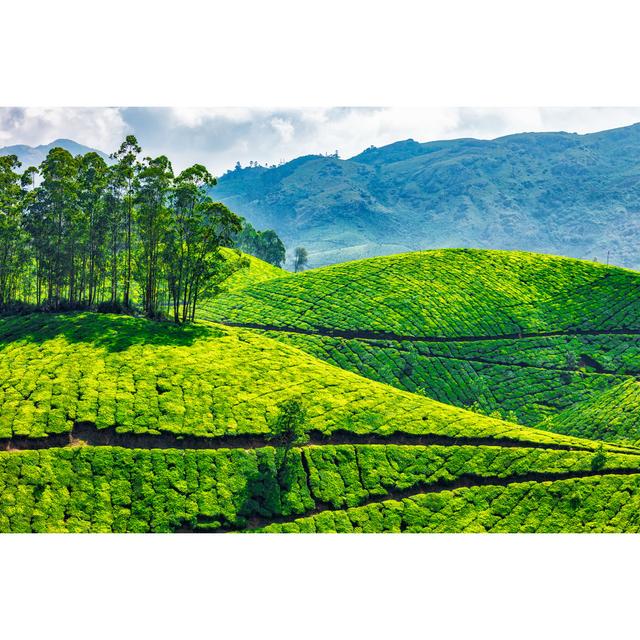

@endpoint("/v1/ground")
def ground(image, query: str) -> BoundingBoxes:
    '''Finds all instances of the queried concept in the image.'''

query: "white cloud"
[0,107,127,151]
[2,107,640,174]
[270,117,295,143]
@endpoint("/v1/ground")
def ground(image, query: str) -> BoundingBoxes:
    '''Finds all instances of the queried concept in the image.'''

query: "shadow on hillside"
[0,312,223,352]
[177,453,301,533]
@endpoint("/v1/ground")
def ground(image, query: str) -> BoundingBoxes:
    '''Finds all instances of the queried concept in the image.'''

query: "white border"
[2,1,640,638]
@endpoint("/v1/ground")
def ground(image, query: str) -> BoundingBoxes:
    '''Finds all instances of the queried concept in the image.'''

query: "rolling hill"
[2,248,640,532]
[214,123,640,269]
[542,379,640,442]
[202,249,640,439]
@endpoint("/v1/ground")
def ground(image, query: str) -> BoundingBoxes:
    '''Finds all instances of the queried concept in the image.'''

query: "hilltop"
[214,123,640,268]
[202,249,640,439]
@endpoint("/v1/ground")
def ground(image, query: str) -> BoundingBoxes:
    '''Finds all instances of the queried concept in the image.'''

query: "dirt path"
[2,421,639,456]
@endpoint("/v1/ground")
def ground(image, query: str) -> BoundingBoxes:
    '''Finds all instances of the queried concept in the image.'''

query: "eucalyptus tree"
[77,152,109,305]
[32,148,79,307]
[111,135,141,307]
[135,155,174,318]
[179,200,244,322]
[0,155,28,304]
[103,164,125,305]
[166,164,216,322]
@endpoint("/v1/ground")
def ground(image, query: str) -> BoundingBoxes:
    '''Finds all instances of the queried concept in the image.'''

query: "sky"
[2,107,640,175]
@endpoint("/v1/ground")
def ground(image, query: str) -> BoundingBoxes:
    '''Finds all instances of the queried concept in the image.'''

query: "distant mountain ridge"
[2,125,640,270]
[0,139,110,168]
[213,123,640,269]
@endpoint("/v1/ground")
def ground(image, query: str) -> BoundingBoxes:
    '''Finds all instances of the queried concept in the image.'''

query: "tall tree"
[0,155,28,305]
[32,148,79,307]
[111,135,141,308]
[77,153,108,306]
[167,164,216,323]
[135,155,173,318]
[165,166,243,322]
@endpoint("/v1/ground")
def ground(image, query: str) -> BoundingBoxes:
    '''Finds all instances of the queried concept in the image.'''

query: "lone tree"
[293,246,308,272]
[266,399,309,481]
[591,443,607,471]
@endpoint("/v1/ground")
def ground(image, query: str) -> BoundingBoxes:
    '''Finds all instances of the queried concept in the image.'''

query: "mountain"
[213,123,640,269]
[0,138,110,167]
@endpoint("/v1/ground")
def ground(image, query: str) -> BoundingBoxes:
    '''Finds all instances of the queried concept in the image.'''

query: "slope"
[540,379,640,443]
[201,249,640,436]
[3,311,640,532]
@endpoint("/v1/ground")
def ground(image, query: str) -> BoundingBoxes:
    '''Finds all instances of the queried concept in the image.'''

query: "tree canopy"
[0,137,284,322]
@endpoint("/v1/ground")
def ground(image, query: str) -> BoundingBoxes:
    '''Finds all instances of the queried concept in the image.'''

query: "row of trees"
[0,136,265,323]
[234,220,286,267]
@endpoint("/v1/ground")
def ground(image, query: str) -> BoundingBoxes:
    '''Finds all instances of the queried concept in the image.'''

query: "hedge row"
[202,249,640,338]
[260,474,640,533]
[2,444,638,532]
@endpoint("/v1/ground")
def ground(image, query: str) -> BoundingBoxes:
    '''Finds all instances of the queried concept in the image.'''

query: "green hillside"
[541,379,640,442]
[201,249,640,438]
[3,311,640,532]
[202,249,640,336]
[220,248,285,292]
[0,312,598,445]
[2,249,640,532]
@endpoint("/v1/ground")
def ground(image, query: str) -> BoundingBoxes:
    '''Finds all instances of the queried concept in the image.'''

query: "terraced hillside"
[542,379,640,442]
[202,249,640,442]
[3,249,640,532]
[3,312,640,532]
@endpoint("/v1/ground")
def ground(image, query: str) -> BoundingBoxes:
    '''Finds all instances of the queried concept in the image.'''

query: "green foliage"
[203,249,640,336]
[0,247,638,533]
[591,443,607,471]
[201,249,640,444]
[267,399,308,449]
[234,220,286,268]
[1,444,639,532]
[259,474,640,533]
[544,379,640,443]
[0,137,276,323]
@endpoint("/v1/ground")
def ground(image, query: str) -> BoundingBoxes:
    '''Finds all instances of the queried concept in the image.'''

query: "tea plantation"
[203,249,640,444]
[2,249,640,532]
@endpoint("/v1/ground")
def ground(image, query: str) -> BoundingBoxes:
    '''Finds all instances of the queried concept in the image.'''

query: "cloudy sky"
[2,107,640,175]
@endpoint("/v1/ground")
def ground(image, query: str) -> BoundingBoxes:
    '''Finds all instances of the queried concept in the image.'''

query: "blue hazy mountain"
[0,139,110,168]
[214,123,640,269]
